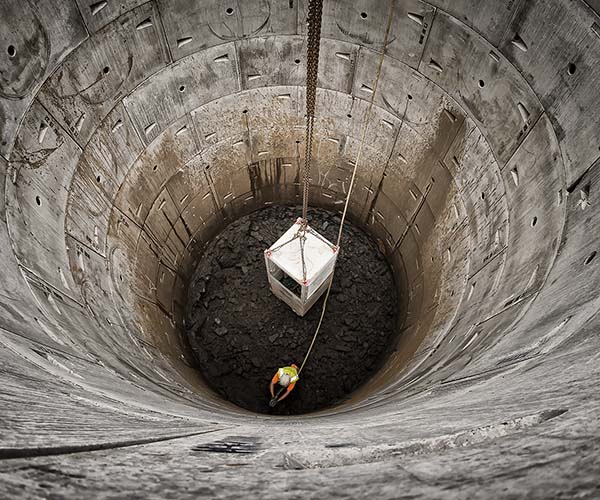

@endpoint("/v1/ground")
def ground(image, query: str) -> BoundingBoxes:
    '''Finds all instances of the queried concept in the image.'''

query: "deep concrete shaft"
[1,0,599,498]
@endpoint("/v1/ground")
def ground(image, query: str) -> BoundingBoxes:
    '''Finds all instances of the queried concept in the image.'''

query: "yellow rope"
[298,0,396,375]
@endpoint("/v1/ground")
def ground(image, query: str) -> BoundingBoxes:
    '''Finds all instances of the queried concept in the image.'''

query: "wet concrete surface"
[184,205,398,414]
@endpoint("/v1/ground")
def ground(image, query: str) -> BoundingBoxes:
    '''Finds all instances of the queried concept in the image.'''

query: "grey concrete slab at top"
[425,0,525,47]
[237,36,306,90]
[37,1,170,148]
[0,0,88,158]
[317,38,359,95]
[158,0,299,61]
[351,45,467,182]
[122,42,239,145]
[74,0,149,33]
[499,0,600,185]
[420,9,543,166]
[310,0,435,70]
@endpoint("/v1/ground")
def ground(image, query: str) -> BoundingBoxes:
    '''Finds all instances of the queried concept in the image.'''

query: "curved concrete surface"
[1,0,599,497]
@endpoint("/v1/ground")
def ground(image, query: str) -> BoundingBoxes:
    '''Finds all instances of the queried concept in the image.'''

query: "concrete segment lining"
[1,0,599,497]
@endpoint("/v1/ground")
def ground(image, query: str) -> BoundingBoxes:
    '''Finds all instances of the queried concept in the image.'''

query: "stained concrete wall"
[0,0,599,497]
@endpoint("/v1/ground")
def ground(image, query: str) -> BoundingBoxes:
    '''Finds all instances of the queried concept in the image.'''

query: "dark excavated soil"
[184,205,398,415]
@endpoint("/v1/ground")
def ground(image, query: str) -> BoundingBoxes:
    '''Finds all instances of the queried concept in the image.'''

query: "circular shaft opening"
[184,205,400,414]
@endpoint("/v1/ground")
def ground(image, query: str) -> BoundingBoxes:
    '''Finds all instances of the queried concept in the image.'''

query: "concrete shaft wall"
[1,0,599,497]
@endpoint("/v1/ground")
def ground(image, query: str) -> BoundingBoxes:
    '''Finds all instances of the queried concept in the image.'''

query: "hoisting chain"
[301,0,323,225]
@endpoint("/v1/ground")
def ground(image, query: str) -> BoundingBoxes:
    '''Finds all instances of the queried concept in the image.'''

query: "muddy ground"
[184,205,398,415]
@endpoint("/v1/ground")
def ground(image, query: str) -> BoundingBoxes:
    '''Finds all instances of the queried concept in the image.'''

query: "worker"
[269,364,299,406]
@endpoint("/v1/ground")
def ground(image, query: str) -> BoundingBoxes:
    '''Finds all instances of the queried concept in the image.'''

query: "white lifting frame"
[264,218,338,316]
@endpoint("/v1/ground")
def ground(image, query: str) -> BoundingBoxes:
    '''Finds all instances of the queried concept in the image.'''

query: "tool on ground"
[269,387,285,407]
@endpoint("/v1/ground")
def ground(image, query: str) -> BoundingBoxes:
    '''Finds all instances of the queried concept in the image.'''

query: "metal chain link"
[301,0,323,224]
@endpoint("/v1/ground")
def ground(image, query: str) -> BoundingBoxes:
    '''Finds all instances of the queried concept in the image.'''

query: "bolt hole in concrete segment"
[568,62,576,75]
[7,44,16,57]
[585,251,597,265]
[184,206,398,415]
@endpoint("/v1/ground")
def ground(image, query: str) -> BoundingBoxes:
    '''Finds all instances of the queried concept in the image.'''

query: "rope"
[298,0,396,375]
